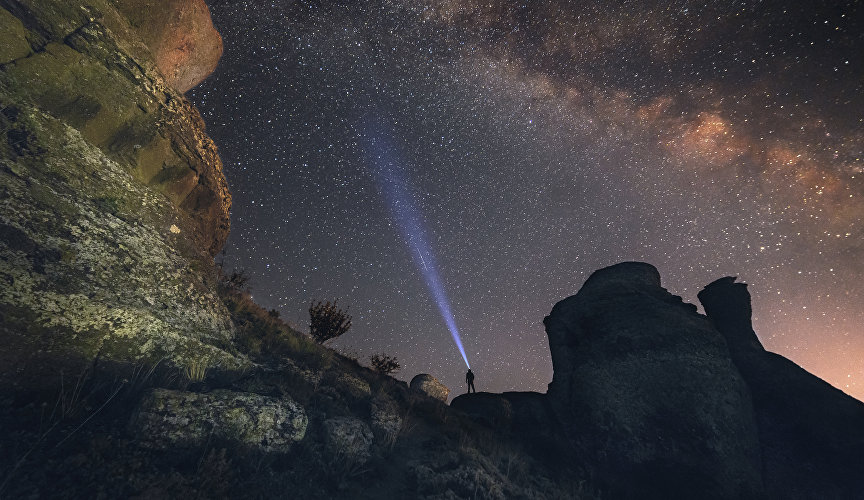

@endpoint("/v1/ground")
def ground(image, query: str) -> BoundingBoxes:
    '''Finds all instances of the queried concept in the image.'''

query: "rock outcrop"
[699,277,864,498]
[410,373,450,402]
[113,0,223,93]
[132,388,308,452]
[451,262,864,499]
[322,416,374,462]
[0,0,237,396]
[0,0,230,255]
[542,262,764,498]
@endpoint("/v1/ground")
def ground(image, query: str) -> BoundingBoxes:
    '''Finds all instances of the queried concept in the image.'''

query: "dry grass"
[218,280,333,370]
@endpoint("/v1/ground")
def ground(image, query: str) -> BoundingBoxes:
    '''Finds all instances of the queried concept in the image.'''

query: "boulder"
[543,262,764,498]
[410,374,450,402]
[323,417,373,461]
[131,388,308,452]
[335,373,371,400]
[450,392,512,429]
[370,394,402,436]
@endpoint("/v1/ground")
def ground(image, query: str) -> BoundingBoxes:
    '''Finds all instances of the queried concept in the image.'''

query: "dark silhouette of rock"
[542,262,764,498]
[700,277,864,498]
[450,263,864,498]
[410,374,450,402]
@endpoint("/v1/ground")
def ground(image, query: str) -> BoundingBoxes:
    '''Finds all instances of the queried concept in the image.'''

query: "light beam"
[361,119,471,368]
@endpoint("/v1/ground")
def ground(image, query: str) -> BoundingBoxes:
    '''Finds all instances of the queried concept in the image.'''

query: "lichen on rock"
[322,416,374,462]
[131,388,308,452]
[0,1,239,394]
[0,104,246,391]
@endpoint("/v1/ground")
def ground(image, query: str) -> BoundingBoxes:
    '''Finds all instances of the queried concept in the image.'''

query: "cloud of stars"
[190,0,864,400]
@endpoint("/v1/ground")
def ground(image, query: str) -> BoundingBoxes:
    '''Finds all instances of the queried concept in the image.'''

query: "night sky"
[189,0,863,401]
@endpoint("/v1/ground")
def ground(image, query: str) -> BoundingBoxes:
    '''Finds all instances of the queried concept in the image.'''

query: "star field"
[190,0,864,400]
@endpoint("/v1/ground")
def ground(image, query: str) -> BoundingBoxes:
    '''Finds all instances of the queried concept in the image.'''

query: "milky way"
[190,0,863,400]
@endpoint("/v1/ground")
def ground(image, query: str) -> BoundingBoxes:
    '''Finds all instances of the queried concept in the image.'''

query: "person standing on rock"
[466,368,476,393]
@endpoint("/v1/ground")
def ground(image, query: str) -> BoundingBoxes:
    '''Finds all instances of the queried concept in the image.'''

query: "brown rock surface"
[115,0,223,93]
[0,0,230,255]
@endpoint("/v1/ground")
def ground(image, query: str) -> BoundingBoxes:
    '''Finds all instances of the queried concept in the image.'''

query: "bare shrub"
[370,353,400,375]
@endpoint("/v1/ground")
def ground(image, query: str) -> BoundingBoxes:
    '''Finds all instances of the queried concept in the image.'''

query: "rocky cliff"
[0,0,238,396]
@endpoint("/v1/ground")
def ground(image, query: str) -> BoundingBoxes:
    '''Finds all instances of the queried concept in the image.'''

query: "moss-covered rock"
[131,388,308,452]
[0,1,230,256]
[322,416,373,462]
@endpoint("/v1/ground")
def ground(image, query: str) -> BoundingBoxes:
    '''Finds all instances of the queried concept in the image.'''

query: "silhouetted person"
[466,368,476,393]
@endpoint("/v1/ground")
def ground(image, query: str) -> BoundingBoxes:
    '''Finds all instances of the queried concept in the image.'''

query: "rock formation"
[0,0,237,397]
[3,1,863,497]
[132,388,308,452]
[453,262,864,499]
[699,277,864,498]
[410,373,450,402]
[543,262,763,498]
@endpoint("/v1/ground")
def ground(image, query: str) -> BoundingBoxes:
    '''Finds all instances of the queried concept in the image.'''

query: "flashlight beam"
[361,119,471,368]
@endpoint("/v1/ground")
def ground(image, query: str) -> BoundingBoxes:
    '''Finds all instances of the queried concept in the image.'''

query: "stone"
[450,392,512,428]
[322,417,373,461]
[0,7,32,64]
[131,388,307,452]
[0,1,230,257]
[369,394,402,436]
[542,262,764,498]
[335,373,371,400]
[410,374,450,402]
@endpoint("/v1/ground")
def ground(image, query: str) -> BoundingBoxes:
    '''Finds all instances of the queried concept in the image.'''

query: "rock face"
[132,388,308,452]
[114,0,222,93]
[0,0,230,255]
[543,262,764,498]
[322,417,374,462]
[699,277,864,498]
[410,373,450,402]
[0,0,236,396]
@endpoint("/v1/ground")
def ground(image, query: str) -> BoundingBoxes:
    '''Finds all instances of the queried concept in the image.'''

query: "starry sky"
[189,0,863,401]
